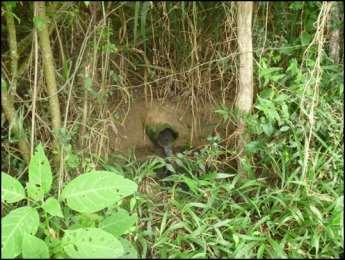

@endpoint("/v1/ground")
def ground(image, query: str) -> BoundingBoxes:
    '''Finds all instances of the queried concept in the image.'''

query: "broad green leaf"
[1,172,26,203]
[26,182,44,202]
[22,233,49,258]
[69,213,102,230]
[100,208,137,237]
[28,143,52,197]
[118,237,138,259]
[245,141,261,153]
[259,88,274,99]
[262,122,275,136]
[62,228,124,258]
[42,197,64,218]
[61,171,137,213]
[1,206,39,258]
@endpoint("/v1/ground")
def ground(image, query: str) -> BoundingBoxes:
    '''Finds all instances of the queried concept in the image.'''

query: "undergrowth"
[103,113,343,258]
[1,1,343,259]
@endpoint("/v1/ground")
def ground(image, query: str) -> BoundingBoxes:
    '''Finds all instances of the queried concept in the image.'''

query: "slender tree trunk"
[78,66,90,148]
[34,2,62,142]
[328,2,341,64]
[236,2,254,178]
[78,10,97,148]
[2,5,30,163]
[5,6,18,93]
[1,81,30,163]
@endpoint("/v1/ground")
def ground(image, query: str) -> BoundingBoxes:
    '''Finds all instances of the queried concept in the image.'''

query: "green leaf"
[281,104,289,120]
[100,208,137,237]
[62,228,124,258]
[69,213,103,230]
[240,157,254,176]
[181,176,198,195]
[257,244,265,258]
[42,197,64,218]
[286,58,299,76]
[262,122,275,136]
[215,173,236,179]
[28,143,52,199]
[268,239,287,258]
[130,197,136,212]
[245,141,261,153]
[259,88,274,99]
[26,182,44,202]
[300,31,312,46]
[1,206,40,258]
[1,172,26,203]
[271,74,285,82]
[289,2,304,10]
[310,205,323,222]
[61,171,137,213]
[215,105,230,121]
[259,64,284,86]
[22,233,49,258]
[165,163,175,173]
[118,237,138,258]
[279,126,290,132]
[64,145,80,169]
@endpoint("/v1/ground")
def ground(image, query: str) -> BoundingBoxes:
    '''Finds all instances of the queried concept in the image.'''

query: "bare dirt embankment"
[108,98,225,160]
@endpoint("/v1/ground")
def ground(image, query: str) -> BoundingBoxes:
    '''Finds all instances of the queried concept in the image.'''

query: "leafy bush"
[1,144,138,258]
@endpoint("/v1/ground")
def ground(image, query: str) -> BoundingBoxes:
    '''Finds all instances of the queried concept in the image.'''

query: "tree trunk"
[235,2,254,178]
[34,2,62,142]
[328,2,341,64]
[1,80,30,163]
[4,5,18,93]
[2,5,30,163]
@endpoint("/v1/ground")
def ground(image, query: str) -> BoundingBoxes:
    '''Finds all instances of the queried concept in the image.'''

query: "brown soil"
[108,97,226,160]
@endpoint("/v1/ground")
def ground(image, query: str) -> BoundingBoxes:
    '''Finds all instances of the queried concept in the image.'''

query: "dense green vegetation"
[1,2,343,258]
